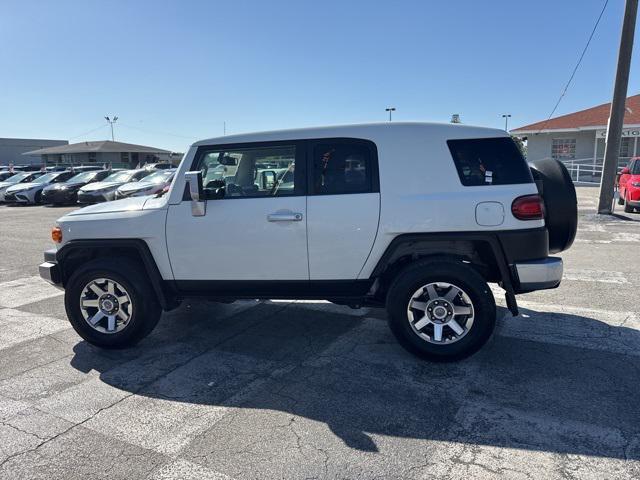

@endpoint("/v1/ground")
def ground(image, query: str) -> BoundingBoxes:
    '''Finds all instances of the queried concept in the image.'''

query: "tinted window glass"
[631,160,640,175]
[196,145,298,199]
[312,142,373,194]
[447,137,533,186]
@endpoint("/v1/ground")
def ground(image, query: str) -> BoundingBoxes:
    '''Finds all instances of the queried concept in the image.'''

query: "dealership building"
[23,140,175,169]
[0,138,68,166]
[512,94,640,167]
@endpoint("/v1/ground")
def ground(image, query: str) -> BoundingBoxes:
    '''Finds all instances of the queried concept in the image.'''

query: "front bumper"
[77,191,112,203]
[514,257,563,292]
[42,189,77,204]
[39,249,63,288]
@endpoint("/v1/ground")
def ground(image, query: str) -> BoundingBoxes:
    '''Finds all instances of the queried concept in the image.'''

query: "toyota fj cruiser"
[39,123,577,361]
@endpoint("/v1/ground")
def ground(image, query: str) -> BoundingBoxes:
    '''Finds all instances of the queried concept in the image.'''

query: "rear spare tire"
[529,158,578,253]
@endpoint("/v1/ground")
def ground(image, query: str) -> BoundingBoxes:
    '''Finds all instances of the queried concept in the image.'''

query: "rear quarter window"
[447,137,533,186]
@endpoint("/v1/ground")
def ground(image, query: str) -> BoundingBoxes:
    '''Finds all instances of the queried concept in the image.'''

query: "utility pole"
[502,114,512,131]
[598,0,638,214]
[104,116,118,141]
[223,121,226,136]
[385,107,396,122]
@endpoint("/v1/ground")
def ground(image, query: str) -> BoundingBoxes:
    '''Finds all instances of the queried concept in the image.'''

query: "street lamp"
[105,116,118,141]
[501,114,512,131]
[385,107,396,122]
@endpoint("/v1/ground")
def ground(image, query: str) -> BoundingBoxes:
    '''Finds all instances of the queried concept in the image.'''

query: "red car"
[618,157,640,213]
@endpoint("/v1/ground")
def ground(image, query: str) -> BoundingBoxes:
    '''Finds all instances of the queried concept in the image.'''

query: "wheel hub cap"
[406,282,475,344]
[98,294,119,315]
[79,278,132,334]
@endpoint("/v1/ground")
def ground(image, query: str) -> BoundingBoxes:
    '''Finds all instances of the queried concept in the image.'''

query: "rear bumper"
[39,249,63,288]
[514,257,563,292]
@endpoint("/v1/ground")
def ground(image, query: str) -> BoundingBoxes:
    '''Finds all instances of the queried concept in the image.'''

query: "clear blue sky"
[0,0,637,152]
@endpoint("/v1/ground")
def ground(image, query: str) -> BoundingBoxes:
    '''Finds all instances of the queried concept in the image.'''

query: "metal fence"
[556,157,632,184]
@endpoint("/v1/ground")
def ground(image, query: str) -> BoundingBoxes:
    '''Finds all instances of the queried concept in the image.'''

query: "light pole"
[385,107,396,122]
[105,116,118,141]
[502,114,512,131]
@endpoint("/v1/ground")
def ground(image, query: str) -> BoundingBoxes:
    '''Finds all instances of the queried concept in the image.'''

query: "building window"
[121,152,130,164]
[551,138,576,160]
[620,137,633,159]
[88,152,97,162]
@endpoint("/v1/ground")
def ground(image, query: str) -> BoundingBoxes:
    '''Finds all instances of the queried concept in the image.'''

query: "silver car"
[77,169,152,203]
[0,172,45,202]
[115,169,176,199]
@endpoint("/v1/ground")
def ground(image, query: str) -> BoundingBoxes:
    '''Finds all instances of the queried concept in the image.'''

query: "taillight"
[511,194,544,220]
[51,226,62,243]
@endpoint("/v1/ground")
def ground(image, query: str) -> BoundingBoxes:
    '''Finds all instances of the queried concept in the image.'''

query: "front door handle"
[267,212,303,222]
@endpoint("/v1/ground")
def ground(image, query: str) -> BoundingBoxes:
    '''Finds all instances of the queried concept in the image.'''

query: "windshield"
[66,171,97,183]
[103,171,133,182]
[139,170,174,184]
[32,172,61,184]
[632,161,640,175]
[4,172,33,183]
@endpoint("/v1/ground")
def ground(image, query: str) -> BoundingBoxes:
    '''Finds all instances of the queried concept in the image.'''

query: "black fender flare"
[56,239,178,311]
[370,232,523,315]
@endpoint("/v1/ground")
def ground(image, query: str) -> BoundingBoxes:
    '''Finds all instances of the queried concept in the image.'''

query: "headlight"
[631,181,640,187]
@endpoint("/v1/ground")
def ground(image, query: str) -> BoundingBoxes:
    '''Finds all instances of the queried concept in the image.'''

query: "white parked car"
[115,169,176,199]
[5,170,75,204]
[0,171,45,202]
[40,123,577,361]
[76,169,151,203]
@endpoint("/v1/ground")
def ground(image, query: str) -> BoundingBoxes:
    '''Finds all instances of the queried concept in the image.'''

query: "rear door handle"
[267,212,303,222]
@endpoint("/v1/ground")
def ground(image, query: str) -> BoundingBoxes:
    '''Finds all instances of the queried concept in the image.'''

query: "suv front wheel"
[386,259,496,361]
[64,258,162,348]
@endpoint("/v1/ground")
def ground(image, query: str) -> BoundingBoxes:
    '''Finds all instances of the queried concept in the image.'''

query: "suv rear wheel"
[64,258,161,348]
[386,260,496,361]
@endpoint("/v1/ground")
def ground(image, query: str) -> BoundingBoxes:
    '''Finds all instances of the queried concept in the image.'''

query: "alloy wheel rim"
[79,278,133,334]
[406,282,474,344]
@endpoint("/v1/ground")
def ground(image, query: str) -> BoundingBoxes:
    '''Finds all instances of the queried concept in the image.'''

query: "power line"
[118,123,198,140]
[537,0,609,133]
[68,124,109,140]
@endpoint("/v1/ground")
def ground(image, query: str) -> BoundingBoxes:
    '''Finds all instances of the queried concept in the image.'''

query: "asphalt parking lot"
[0,187,639,479]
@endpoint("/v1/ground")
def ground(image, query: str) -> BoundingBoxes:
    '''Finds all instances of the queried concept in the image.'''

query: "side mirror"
[184,171,205,216]
[621,167,630,175]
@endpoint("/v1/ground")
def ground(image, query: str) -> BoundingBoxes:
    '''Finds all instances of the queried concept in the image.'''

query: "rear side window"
[447,137,533,186]
[311,140,377,195]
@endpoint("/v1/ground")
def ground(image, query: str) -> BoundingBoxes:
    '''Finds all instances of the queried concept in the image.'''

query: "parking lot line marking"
[562,269,629,284]
[0,308,70,351]
[0,275,64,308]
[150,459,236,480]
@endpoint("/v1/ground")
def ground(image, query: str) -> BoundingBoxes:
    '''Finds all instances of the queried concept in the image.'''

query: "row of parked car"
[0,165,176,205]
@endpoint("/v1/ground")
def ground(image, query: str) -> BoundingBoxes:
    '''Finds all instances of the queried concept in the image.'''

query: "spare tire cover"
[529,158,577,254]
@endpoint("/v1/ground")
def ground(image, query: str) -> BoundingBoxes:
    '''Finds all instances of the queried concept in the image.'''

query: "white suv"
[39,123,577,361]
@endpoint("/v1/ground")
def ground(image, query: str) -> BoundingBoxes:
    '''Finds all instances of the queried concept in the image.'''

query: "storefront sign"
[597,129,640,137]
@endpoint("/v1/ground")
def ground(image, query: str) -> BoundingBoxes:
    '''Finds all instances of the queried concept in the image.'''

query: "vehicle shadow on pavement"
[69,301,640,459]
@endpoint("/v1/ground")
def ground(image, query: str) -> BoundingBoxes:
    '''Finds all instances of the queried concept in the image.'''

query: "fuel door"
[475,201,505,226]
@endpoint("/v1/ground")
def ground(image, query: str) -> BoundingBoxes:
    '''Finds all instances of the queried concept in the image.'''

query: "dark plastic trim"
[55,239,177,311]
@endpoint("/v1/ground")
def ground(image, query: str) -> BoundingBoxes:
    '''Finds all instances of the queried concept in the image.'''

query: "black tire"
[64,258,161,349]
[618,193,625,206]
[386,259,496,362]
[529,158,578,254]
[624,195,634,213]
[34,191,42,204]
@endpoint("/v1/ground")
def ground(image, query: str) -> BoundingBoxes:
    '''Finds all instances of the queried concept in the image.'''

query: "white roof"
[193,122,507,147]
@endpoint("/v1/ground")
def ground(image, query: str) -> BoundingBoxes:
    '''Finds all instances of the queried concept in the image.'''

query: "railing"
[549,157,632,185]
